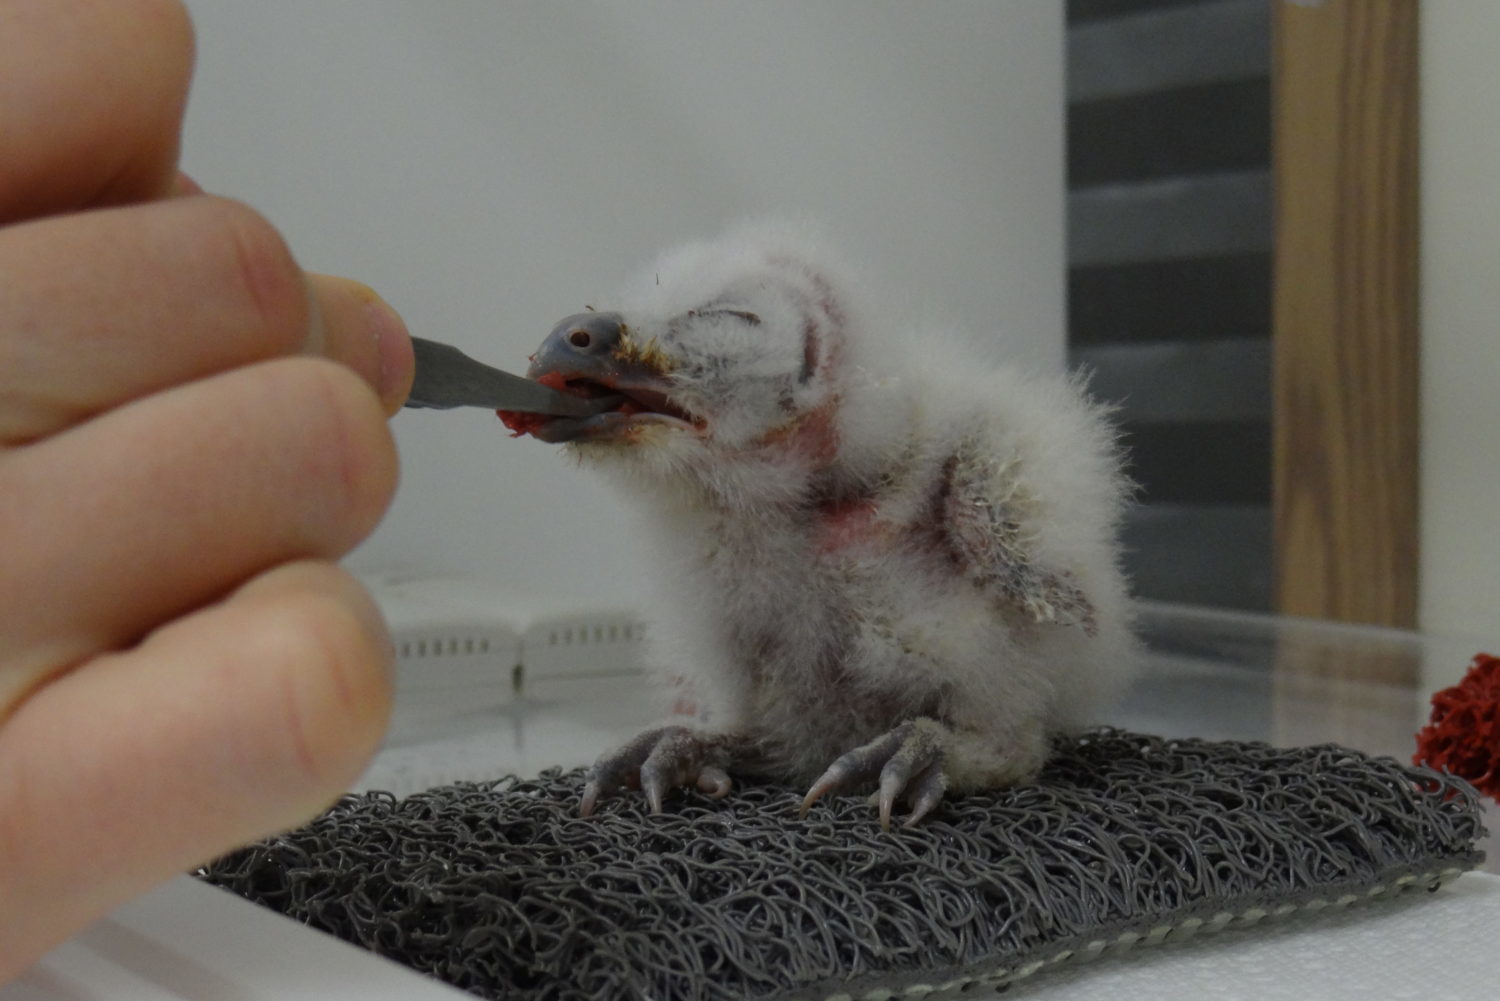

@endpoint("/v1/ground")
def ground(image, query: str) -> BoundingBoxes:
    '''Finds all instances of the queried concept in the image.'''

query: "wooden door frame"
[1271,0,1420,629]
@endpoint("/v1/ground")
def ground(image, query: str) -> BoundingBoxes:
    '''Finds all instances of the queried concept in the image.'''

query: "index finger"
[0,0,194,221]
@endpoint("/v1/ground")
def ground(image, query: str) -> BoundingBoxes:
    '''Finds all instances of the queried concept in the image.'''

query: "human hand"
[0,0,415,977]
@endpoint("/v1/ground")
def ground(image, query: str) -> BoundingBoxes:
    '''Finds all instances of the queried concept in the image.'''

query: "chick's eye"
[687,307,762,326]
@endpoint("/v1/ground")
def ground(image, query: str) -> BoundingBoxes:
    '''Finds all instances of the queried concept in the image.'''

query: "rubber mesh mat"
[199,729,1487,1000]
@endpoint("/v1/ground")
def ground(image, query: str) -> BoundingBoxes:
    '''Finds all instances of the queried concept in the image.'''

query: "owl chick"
[502,222,1134,828]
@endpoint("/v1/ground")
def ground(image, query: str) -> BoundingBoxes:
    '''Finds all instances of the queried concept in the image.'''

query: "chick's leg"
[579,725,738,817]
[800,718,950,830]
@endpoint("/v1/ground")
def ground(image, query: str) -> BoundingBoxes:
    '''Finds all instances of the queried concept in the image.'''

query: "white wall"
[1419,4,1500,639]
[180,1,1065,607]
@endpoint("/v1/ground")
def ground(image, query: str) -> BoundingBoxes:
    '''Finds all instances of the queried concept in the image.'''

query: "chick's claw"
[579,725,734,817]
[800,718,948,830]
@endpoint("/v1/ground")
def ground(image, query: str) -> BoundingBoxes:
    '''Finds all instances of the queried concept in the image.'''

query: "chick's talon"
[579,725,733,817]
[799,718,949,830]
[888,761,948,829]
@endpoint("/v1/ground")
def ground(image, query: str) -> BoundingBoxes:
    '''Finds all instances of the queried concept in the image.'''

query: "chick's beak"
[527,311,631,381]
[507,311,689,443]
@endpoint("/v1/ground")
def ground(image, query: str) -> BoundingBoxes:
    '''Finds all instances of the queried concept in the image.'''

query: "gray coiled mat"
[198,729,1487,1001]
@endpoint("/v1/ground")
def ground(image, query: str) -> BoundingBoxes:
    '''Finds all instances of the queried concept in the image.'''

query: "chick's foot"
[800,718,948,830]
[579,725,735,817]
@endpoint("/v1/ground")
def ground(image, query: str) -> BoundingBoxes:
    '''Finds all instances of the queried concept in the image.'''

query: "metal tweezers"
[402,337,619,416]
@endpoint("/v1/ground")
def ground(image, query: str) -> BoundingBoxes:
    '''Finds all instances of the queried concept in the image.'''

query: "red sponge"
[1414,652,1500,800]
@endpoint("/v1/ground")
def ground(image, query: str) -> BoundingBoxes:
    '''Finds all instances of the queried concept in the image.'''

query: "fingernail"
[364,294,414,412]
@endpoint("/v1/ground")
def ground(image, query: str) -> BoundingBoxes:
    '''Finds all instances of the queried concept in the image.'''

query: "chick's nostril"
[545,311,625,357]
